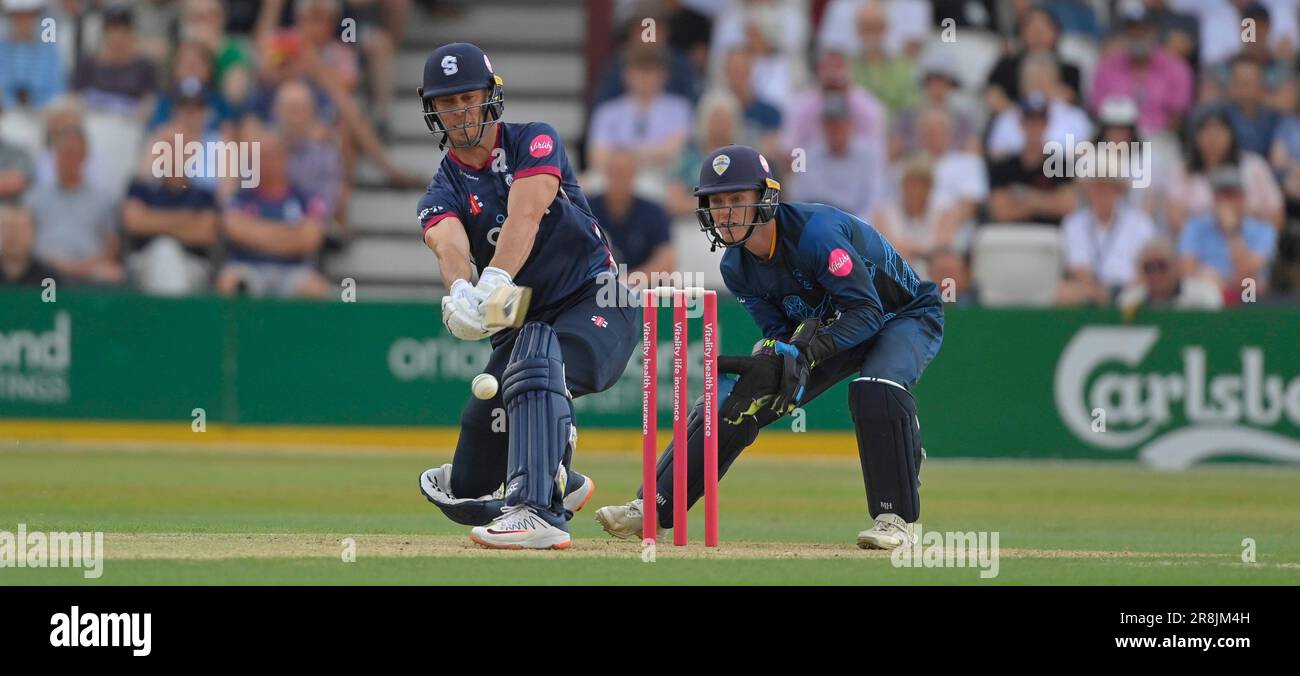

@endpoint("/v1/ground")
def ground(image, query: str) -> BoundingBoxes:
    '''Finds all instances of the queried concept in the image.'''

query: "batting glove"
[449,278,478,306]
[441,294,489,341]
[470,266,515,311]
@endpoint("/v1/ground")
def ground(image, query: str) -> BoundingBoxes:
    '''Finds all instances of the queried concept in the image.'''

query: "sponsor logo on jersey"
[712,154,731,175]
[828,248,853,277]
[529,134,554,158]
[591,315,608,328]
[468,193,484,216]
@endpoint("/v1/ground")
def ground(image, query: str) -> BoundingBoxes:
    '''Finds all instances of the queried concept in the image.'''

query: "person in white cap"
[1056,158,1158,306]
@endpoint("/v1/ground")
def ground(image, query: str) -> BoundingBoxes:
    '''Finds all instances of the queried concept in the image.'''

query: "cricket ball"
[472,373,499,400]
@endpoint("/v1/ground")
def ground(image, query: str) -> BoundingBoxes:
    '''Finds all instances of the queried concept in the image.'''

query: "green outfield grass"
[1,443,1297,585]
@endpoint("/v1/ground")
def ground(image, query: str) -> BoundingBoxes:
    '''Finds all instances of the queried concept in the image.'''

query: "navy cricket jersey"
[722,201,942,350]
[416,122,616,317]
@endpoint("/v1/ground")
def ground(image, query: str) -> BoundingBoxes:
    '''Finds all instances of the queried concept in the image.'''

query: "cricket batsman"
[595,145,944,549]
[414,42,639,549]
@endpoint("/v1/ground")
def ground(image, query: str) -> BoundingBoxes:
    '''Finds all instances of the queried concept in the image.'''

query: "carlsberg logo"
[1055,327,1300,468]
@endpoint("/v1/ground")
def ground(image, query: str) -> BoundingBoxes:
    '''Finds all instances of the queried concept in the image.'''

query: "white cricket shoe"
[470,505,571,550]
[857,513,916,550]
[595,498,665,540]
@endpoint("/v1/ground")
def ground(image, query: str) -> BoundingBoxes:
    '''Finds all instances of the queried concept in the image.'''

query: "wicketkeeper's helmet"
[693,144,781,251]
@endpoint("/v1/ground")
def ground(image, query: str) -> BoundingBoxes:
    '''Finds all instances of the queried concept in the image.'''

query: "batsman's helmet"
[419,42,504,150]
[693,144,781,251]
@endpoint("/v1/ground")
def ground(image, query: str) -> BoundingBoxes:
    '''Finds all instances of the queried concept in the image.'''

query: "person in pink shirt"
[1088,7,1192,136]
[781,50,886,163]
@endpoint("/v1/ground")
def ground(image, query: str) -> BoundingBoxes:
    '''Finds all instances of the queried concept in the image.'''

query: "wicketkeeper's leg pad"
[850,377,923,523]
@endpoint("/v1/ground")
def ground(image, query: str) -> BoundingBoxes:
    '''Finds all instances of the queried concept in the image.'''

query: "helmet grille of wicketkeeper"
[693,145,780,251]
[418,42,505,151]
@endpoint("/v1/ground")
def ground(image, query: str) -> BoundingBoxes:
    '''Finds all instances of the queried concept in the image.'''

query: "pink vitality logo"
[529,135,554,158]
[828,248,853,277]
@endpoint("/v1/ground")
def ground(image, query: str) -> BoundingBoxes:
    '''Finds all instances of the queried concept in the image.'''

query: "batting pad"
[850,377,923,522]
[502,322,574,514]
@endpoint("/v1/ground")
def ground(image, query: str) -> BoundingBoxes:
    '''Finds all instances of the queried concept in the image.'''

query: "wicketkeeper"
[596,145,944,549]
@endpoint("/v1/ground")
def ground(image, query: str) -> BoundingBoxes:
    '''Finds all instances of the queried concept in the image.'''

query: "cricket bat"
[482,286,532,331]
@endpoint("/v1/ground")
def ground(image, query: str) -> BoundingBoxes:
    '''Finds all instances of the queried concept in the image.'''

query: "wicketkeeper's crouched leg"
[637,339,875,529]
[638,379,778,530]
[851,377,922,523]
[849,311,942,523]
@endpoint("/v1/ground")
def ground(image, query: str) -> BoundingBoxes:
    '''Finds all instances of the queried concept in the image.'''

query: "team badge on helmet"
[712,154,731,176]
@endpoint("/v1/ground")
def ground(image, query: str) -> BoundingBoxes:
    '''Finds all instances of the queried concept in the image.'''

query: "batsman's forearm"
[434,241,474,288]
[486,215,539,278]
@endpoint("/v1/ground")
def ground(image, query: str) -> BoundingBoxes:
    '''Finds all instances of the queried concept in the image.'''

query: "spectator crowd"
[2,0,1299,311]
[0,0,415,297]
[589,0,1300,309]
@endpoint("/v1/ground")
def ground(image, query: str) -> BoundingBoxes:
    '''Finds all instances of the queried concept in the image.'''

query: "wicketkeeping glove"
[771,318,838,416]
[716,350,783,424]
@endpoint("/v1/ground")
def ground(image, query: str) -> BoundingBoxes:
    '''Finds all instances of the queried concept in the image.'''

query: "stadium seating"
[970,224,1064,306]
[671,216,727,291]
[83,111,144,198]
[1058,33,1100,101]
[922,28,1001,96]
